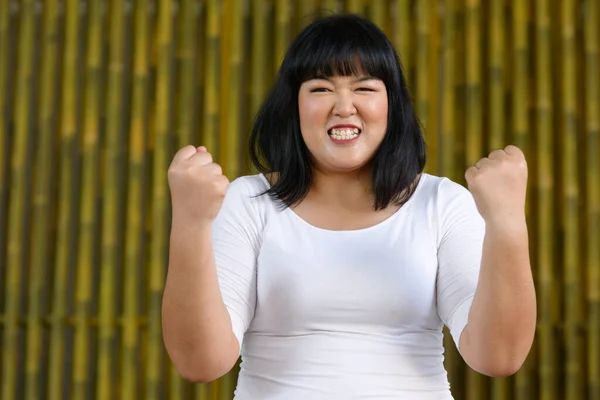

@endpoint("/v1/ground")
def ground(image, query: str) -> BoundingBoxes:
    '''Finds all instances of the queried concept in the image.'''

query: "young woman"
[162,14,536,400]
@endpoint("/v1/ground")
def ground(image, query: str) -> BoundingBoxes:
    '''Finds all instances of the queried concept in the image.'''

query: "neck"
[309,166,374,211]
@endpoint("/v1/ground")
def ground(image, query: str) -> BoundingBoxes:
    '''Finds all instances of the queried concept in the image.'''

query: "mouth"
[327,127,362,142]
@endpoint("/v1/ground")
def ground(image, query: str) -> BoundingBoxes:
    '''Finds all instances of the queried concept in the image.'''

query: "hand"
[167,146,230,225]
[465,145,528,224]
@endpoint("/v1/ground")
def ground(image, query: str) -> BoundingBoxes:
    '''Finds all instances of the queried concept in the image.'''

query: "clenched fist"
[465,145,528,225]
[167,145,230,225]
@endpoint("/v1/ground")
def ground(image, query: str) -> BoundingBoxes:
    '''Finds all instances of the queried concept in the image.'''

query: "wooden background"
[0,0,599,399]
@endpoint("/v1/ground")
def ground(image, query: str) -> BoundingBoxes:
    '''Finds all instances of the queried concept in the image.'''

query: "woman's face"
[298,73,388,174]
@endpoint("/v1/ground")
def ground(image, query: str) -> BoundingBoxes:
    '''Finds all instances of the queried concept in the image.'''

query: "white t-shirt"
[212,173,485,400]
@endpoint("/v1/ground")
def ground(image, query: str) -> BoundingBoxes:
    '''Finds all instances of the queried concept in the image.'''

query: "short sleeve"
[212,177,265,352]
[436,178,485,353]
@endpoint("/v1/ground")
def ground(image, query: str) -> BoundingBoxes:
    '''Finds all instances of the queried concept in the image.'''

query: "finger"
[203,162,223,176]
[172,145,197,163]
[465,166,478,183]
[504,144,524,158]
[189,149,214,166]
[488,149,506,160]
[197,146,207,152]
[475,157,492,169]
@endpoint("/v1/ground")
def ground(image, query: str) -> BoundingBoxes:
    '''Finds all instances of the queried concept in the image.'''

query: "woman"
[162,14,536,400]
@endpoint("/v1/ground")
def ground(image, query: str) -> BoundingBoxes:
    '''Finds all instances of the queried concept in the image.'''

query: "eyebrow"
[313,75,379,83]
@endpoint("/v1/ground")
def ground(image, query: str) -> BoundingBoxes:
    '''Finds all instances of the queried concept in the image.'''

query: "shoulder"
[216,173,275,229]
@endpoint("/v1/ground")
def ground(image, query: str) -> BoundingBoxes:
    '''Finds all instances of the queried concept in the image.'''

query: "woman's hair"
[249,13,426,210]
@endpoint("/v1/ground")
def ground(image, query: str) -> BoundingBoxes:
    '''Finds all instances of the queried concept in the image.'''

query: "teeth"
[329,128,360,140]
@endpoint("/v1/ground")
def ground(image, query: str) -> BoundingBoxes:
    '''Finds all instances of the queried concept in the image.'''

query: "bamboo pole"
[535,0,557,398]
[177,0,198,147]
[465,2,483,397]
[345,0,364,15]
[274,0,291,74]
[219,0,243,180]
[510,2,532,398]
[120,0,151,398]
[147,0,174,398]
[415,0,429,140]
[584,0,600,397]
[47,1,84,399]
[323,0,340,14]
[393,0,412,89]
[487,0,505,152]
[0,0,10,306]
[202,0,220,155]
[367,0,386,32]
[72,1,104,399]
[97,0,126,398]
[561,1,584,398]
[1,1,36,398]
[25,1,58,399]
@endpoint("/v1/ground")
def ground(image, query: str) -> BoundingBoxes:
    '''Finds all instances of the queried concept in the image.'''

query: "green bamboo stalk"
[25,1,58,399]
[48,0,82,399]
[584,0,600,397]
[71,1,104,399]
[465,2,483,397]
[119,1,151,399]
[561,1,584,398]
[177,0,198,147]
[202,0,220,155]
[97,1,126,399]
[535,0,557,398]
[1,2,36,398]
[511,3,532,399]
[274,0,291,74]
[147,0,174,398]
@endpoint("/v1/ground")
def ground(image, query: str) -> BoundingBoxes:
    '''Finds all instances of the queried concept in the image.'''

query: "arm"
[162,221,240,383]
[459,218,536,377]
[459,145,536,377]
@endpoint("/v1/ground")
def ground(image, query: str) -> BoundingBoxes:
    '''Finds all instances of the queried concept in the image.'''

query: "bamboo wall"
[0,0,598,399]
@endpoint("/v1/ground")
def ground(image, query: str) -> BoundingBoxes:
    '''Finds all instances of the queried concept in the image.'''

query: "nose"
[332,92,356,117]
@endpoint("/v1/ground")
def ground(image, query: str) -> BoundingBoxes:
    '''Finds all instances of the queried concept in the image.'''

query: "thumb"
[196,146,207,152]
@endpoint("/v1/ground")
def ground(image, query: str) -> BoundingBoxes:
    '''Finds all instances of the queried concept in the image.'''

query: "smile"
[327,127,361,143]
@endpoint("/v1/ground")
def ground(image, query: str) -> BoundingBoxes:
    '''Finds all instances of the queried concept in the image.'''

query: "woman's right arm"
[162,219,240,383]
[162,146,258,383]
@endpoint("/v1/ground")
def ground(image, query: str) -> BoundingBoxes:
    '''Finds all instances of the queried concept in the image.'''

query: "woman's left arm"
[459,145,537,377]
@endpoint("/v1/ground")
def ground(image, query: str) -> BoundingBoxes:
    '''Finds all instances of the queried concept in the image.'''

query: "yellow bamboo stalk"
[47,2,83,400]
[441,0,456,179]
[561,1,584,398]
[535,0,557,398]
[488,0,505,151]
[274,0,291,74]
[367,0,386,32]
[425,0,440,175]
[465,2,483,396]
[1,1,36,398]
[97,0,126,398]
[147,0,174,398]
[119,1,150,399]
[25,1,58,399]
[0,0,9,288]
[415,0,429,133]
[202,0,220,154]
[222,0,243,178]
[178,0,198,147]
[393,0,412,89]
[511,3,532,399]
[584,0,600,397]
[72,3,103,398]
[345,0,364,15]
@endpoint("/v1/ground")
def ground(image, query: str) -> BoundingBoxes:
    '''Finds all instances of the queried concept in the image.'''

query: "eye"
[356,87,375,92]
[310,87,330,93]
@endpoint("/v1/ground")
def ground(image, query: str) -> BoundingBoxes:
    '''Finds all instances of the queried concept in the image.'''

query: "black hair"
[249,13,426,210]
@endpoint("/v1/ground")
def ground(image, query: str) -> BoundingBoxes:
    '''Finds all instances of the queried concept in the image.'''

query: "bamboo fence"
[0,0,599,399]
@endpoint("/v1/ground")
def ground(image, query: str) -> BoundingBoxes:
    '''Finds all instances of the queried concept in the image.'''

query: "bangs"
[287,16,396,84]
